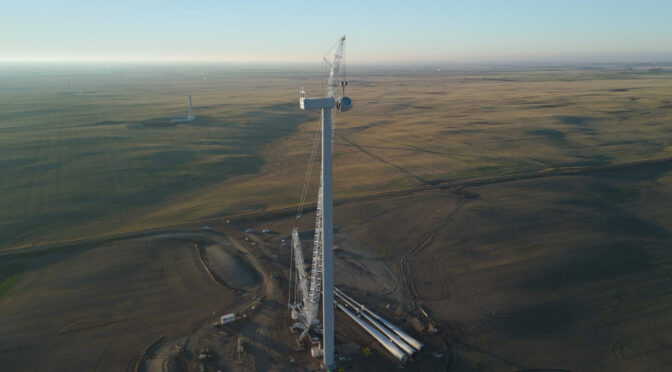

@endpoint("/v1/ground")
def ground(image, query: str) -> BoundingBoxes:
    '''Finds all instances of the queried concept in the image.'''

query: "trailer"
[220,313,236,325]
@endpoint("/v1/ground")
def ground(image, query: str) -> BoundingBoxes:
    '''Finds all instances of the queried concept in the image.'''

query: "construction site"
[135,217,448,371]
[3,30,672,372]
[134,36,442,371]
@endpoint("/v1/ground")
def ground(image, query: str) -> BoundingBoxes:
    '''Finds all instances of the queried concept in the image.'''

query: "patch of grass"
[528,128,566,142]
[0,273,21,298]
[556,115,592,125]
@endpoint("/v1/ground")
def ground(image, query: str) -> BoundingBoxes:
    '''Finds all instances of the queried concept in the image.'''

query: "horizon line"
[2,59,672,66]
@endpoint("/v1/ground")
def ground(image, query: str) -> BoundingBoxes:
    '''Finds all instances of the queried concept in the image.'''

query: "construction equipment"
[288,36,351,369]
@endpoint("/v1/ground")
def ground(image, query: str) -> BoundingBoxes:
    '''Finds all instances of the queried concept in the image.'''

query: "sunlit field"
[1,64,671,252]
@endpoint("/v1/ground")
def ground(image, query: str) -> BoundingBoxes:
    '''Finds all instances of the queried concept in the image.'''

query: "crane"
[288,35,352,369]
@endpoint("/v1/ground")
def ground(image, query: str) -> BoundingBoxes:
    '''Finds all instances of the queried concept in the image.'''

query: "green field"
[1,64,672,251]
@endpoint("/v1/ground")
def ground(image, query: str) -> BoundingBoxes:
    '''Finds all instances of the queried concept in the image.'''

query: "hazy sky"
[2,0,671,63]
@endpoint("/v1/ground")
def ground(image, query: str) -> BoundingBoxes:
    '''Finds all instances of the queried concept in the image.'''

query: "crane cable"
[291,120,320,308]
[295,116,322,221]
[342,38,347,96]
[295,36,346,221]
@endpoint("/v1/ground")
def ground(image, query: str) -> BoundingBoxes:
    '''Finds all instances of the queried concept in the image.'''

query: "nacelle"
[336,96,353,112]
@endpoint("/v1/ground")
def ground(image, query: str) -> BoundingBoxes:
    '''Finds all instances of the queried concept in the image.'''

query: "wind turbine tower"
[187,93,194,121]
[289,36,421,367]
[171,93,196,122]
[291,35,352,369]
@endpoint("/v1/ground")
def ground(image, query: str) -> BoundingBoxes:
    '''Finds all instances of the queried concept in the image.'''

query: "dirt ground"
[246,159,672,371]
[408,165,672,371]
[0,232,255,371]
[2,160,671,371]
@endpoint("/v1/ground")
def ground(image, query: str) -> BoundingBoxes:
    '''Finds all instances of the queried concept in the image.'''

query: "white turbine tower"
[289,35,351,370]
[171,93,196,122]
[187,93,194,121]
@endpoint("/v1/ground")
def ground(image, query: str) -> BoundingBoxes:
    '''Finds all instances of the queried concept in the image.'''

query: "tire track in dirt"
[395,196,467,371]
[398,198,467,312]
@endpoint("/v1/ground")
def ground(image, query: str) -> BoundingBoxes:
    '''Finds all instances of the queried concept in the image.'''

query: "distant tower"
[171,94,196,122]
[66,80,71,92]
[187,94,194,120]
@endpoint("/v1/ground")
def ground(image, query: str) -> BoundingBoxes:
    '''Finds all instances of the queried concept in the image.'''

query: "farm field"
[2,63,672,371]
[1,64,672,251]
[2,158,671,371]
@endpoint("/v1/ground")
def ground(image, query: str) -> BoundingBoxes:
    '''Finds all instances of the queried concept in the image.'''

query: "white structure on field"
[220,313,236,325]
[172,93,196,122]
[287,36,424,368]
[335,287,423,359]
[288,35,351,369]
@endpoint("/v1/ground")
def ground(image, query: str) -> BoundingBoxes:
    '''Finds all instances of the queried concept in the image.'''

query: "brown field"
[2,65,672,251]
[2,64,672,371]
[251,158,672,371]
[0,232,258,370]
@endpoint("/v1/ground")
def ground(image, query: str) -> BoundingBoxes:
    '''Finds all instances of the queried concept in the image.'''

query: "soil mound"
[204,244,261,290]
